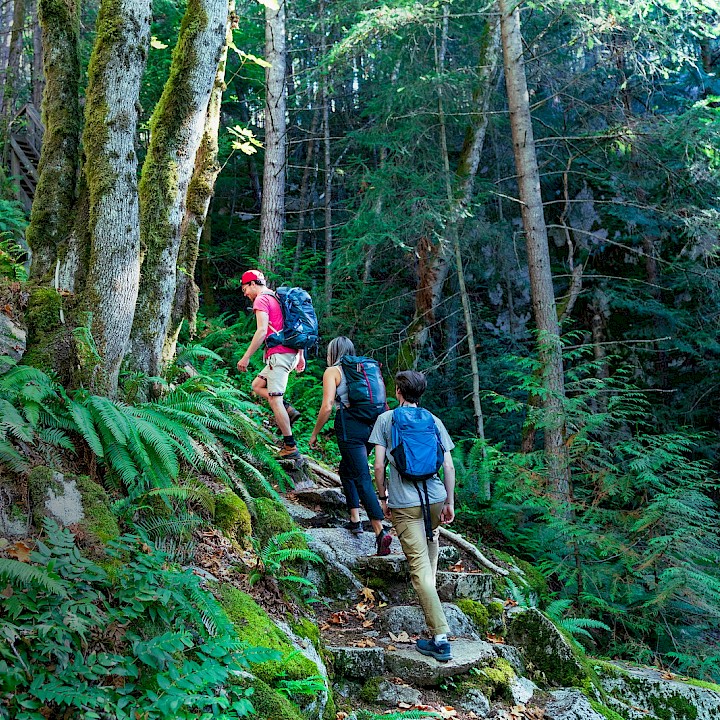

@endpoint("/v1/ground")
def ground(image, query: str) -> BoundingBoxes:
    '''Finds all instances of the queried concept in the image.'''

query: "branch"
[438,527,508,576]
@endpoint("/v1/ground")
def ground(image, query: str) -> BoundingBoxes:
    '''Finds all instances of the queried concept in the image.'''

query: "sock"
[283,435,296,447]
[434,633,448,644]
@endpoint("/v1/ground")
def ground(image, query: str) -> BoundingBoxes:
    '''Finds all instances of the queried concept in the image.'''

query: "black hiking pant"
[334,409,384,521]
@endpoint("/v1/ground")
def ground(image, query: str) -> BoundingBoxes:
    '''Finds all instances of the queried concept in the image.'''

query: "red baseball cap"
[241,269,265,285]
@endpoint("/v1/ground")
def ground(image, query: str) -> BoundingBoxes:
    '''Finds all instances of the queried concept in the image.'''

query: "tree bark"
[30,0,43,109]
[162,1,235,366]
[1,0,25,144]
[83,0,152,395]
[26,0,81,283]
[0,0,14,113]
[129,0,229,378]
[498,0,569,505]
[258,0,286,272]
[411,13,501,360]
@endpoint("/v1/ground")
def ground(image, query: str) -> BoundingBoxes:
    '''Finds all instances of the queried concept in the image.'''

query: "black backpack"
[265,287,319,351]
[339,355,388,423]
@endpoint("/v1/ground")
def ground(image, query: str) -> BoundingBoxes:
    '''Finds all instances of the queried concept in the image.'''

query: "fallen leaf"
[319,623,331,631]
[362,619,374,628]
[395,631,411,643]
[360,586,376,602]
[7,541,32,562]
[386,644,397,651]
[329,612,348,625]
[448,562,465,573]
[378,601,388,608]
[1,584,12,598]
[504,598,519,607]
[352,637,376,648]
[438,706,457,719]
[397,702,412,709]
[336,713,348,720]
[487,633,506,644]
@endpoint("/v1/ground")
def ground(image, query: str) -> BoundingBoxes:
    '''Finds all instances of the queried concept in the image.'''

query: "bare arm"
[237,311,268,371]
[374,445,391,518]
[440,450,455,524]
[309,367,340,446]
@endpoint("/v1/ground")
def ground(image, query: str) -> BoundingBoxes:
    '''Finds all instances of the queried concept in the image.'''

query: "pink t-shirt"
[253,292,296,358]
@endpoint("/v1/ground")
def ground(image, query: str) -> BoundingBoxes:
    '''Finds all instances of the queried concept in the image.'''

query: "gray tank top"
[334,366,349,408]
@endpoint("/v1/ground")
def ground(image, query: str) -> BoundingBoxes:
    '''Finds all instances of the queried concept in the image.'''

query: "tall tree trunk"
[30,0,43,109]
[129,0,229,378]
[498,0,569,505]
[162,1,235,366]
[258,0,286,271]
[1,0,25,145]
[83,0,152,395]
[0,0,14,112]
[26,0,81,283]
[411,13,501,360]
[235,80,262,209]
[320,0,332,308]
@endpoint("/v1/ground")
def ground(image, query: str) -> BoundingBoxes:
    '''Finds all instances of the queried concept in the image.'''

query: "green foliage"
[0,233,28,281]
[474,361,720,679]
[248,529,323,593]
[0,519,274,720]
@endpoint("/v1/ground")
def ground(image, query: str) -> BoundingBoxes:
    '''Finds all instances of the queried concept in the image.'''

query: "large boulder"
[326,646,385,679]
[0,314,26,369]
[381,603,480,639]
[436,571,494,602]
[544,689,607,720]
[383,639,496,686]
[598,662,720,720]
[506,608,585,687]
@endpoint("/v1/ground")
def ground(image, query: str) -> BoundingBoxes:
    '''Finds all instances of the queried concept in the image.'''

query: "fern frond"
[0,559,66,595]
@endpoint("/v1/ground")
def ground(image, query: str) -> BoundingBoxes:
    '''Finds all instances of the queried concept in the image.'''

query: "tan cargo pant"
[391,502,449,636]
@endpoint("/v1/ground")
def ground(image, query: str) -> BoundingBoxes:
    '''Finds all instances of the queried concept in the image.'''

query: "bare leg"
[267,393,292,436]
[370,518,384,535]
[349,508,361,523]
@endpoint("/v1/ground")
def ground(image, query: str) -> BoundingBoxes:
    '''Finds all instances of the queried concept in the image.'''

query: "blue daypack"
[265,287,319,350]
[391,406,445,541]
[391,406,444,482]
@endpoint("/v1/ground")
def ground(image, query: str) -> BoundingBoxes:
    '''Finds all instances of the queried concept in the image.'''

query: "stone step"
[326,645,385,679]
[306,527,404,570]
[292,486,348,509]
[384,638,497,686]
[381,603,481,639]
[436,570,494,603]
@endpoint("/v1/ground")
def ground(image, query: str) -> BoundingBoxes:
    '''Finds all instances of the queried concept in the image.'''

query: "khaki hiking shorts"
[258,351,299,396]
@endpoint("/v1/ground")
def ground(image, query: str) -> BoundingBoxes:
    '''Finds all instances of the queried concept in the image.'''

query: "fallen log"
[439,527,509,576]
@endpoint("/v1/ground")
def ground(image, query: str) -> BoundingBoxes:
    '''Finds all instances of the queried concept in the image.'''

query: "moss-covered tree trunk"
[128,0,229,378]
[83,0,152,395]
[25,0,81,283]
[258,0,287,272]
[0,0,25,142]
[162,2,235,366]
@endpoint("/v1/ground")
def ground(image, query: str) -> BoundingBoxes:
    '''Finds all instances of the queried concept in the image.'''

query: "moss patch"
[456,599,489,635]
[648,693,698,720]
[75,474,119,542]
[289,616,321,651]
[465,658,516,701]
[214,489,252,543]
[244,677,303,720]
[359,676,383,702]
[254,497,297,544]
[588,699,626,720]
[219,584,318,684]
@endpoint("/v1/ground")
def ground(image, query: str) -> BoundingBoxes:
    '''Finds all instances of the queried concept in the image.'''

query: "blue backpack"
[340,355,388,424]
[265,287,319,351]
[391,406,445,541]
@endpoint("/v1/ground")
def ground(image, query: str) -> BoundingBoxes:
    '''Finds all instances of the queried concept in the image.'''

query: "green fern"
[248,530,322,590]
[0,559,66,595]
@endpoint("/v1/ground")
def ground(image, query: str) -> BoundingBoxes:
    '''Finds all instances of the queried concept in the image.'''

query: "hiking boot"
[278,443,301,459]
[285,405,301,426]
[416,638,453,662]
[345,520,364,536]
[375,529,392,556]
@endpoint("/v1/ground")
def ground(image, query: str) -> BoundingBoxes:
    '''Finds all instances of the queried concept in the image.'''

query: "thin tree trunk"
[235,80,262,209]
[162,1,234,366]
[83,0,152,395]
[435,3,487,486]
[292,101,320,275]
[258,0,286,271]
[411,13,501,360]
[0,0,14,112]
[129,0,229,378]
[30,0,42,109]
[26,0,81,283]
[321,0,332,308]
[498,0,569,505]
[1,0,25,145]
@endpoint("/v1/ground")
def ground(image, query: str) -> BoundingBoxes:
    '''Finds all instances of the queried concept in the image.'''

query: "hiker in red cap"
[237,269,305,459]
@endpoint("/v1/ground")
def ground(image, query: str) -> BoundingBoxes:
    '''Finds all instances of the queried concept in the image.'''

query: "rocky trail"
[278,462,720,720]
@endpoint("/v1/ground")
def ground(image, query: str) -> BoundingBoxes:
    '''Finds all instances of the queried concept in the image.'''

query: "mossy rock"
[243,677,304,720]
[456,599,489,635]
[461,657,516,701]
[588,698,626,720]
[506,608,586,687]
[359,676,383,703]
[214,489,252,544]
[254,497,297,544]
[74,474,119,542]
[219,585,318,684]
[289,615,321,651]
